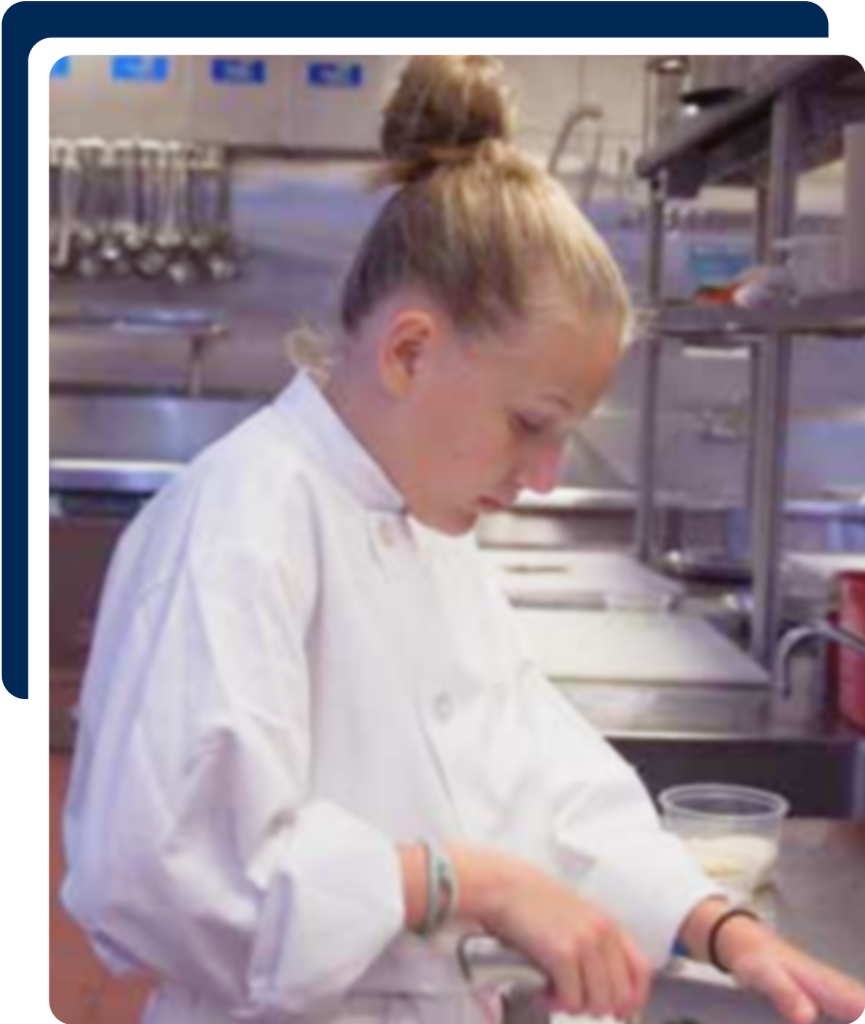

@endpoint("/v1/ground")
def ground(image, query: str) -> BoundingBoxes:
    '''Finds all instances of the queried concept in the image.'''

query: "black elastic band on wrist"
[707,907,761,973]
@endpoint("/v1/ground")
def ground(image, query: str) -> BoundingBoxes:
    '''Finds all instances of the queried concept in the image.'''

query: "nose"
[516,438,566,495]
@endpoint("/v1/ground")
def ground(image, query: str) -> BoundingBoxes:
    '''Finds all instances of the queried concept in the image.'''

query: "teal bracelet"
[417,842,458,937]
[418,842,438,937]
[431,845,458,932]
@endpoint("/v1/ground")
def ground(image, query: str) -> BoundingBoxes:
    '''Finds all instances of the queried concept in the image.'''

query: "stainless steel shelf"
[636,56,865,197]
[633,55,865,669]
[654,292,865,341]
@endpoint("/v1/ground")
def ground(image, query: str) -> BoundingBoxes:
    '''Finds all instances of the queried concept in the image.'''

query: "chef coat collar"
[274,370,407,514]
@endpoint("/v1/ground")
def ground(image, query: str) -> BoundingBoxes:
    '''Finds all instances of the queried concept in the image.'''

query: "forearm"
[400,840,655,1021]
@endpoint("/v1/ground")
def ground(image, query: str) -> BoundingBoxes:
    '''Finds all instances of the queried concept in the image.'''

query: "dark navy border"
[2,1,830,699]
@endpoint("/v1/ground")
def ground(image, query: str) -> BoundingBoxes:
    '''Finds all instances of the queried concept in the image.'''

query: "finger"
[621,932,654,1016]
[604,936,637,1020]
[581,941,616,1019]
[787,958,865,1024]
[544,942,585,1015]
[756,961,819,1024]
[547,954,585,1017]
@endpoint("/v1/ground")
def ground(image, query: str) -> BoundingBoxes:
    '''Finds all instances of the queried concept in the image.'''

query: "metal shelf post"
[634,177,668,564]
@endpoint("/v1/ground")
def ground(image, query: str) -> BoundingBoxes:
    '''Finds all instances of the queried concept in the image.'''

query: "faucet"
[775,619,865,699]
[186,323,228,398]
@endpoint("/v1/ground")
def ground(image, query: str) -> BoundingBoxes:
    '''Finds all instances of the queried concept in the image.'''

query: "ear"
[378,308,444,398]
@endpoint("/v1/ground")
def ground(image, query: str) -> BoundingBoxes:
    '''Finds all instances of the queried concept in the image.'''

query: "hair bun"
[381,56,514,172]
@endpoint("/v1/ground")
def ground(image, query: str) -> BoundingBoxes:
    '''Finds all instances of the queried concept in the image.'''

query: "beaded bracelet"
[417,842,459,937]
[707,907,761,973]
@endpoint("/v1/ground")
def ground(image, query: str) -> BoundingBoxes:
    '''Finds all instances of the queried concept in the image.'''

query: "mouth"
[477,496,514,513]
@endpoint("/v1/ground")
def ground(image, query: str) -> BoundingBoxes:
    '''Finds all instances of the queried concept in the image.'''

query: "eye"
[511,412,550,437]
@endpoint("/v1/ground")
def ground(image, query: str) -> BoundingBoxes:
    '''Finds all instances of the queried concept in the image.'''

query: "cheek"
[449,424,513,481]
[419,378,514,485]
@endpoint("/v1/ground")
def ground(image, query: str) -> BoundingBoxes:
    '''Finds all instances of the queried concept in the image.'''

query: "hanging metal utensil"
[138,140,161,248]
[154,141,185,252]
[50,139,80,273]
[73,139,103,248]
[73,138,106,279]
[114,139,147,256]
[166,144,198,285]
[135,141,171,278]
[49,139,62,265]
[187,144,219,256]
[205,153,239,282]
[96,140,128,270]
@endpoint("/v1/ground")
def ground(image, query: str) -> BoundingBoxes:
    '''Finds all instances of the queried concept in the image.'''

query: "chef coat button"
[434,693,454,721]
[378,519,397,546]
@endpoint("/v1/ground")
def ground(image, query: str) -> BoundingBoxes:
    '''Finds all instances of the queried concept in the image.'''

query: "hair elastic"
[707,907,761,973]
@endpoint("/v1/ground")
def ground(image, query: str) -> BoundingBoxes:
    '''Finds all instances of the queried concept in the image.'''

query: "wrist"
[711,909,767,974]
[679,896,731,962]
[398,843,429,932]
[445,845,512,929]
[679,897,767,972]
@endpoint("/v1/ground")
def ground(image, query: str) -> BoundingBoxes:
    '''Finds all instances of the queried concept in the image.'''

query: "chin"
[414,506,478,537]
[441,517,477,538]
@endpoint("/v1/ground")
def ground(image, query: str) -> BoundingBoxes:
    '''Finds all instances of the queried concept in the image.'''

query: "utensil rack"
[49,138,242,285]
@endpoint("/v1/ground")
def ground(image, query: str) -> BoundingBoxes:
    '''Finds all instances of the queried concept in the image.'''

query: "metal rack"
[632,55,865,668]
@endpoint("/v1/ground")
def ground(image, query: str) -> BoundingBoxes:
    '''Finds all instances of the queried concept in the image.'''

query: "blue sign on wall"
[307,61,363,89]
[211,58,267,85]
[50,56,71,78]
[111,56,170,82]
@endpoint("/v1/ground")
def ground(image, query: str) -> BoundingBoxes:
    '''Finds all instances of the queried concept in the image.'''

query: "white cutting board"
[515,608,770,687]
[483,549,683,608]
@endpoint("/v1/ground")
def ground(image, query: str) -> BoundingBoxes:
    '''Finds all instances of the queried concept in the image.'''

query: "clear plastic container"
[659,783,790,905]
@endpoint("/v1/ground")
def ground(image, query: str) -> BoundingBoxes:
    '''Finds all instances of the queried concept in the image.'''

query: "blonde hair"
[340,55,632,345]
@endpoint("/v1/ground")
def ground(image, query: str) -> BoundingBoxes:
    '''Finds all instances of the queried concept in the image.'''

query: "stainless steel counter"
[771,821,865,979]
[557,654,865,820]
[644,821,865,1024]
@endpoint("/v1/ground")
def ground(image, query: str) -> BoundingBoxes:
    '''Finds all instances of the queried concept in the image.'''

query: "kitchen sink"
[610,734,865,819]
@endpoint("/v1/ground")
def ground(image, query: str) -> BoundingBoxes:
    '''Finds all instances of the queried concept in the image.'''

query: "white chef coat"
[62,370,721,1024]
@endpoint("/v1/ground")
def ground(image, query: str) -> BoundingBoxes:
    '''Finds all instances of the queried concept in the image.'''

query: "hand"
[453,848,653,1020]
[717,913,865,1024]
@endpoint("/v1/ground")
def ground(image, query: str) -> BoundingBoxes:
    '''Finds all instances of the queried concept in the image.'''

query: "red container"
[838,571,865,731]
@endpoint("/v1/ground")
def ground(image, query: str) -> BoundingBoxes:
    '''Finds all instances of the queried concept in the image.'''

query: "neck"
[321,362,406,500]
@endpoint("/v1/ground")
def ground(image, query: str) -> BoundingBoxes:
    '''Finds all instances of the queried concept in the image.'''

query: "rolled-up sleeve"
[62,542,405,1018]
[512,657,724,966]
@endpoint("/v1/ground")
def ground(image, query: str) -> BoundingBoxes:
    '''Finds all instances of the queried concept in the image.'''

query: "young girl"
[62,56,865,1024]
